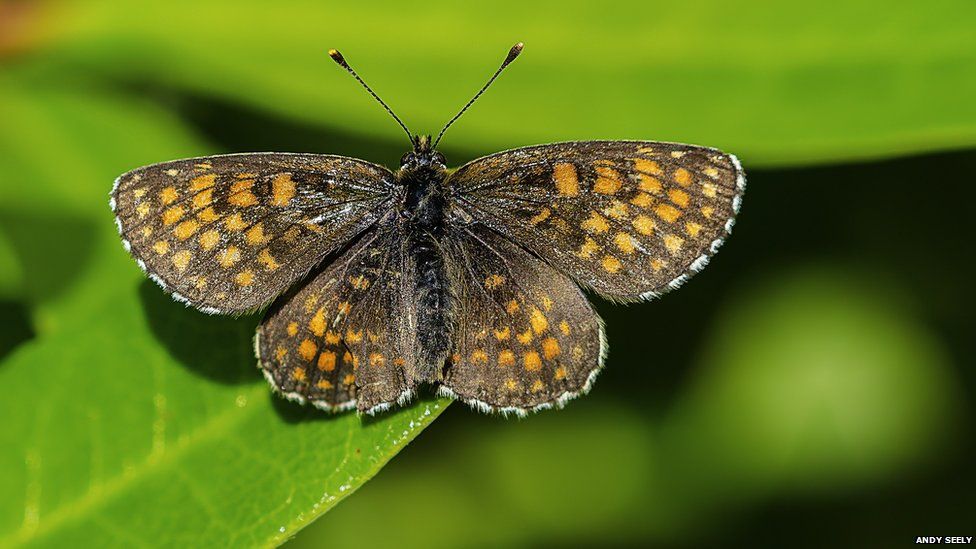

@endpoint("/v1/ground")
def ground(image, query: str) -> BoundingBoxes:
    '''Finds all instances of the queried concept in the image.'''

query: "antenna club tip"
[328,48,347,65]
[505,42,524,64]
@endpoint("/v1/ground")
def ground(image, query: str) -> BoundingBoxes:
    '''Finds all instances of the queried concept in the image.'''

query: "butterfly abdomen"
[400,164,458,384]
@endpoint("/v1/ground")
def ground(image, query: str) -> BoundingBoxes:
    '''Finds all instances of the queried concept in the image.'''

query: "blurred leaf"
[663,267,960,505]
[0,73,450,546]
[38,0,976,165]
[289,403,667,549]
[0,225,22,300]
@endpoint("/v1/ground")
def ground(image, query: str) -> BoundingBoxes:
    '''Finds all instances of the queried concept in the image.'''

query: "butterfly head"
[401,135,446,171]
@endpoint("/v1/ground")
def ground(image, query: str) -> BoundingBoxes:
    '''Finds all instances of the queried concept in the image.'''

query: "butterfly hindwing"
[111,153,393,314]
[256,224,412,413]
[441,225,604,413]
[448,141,745,300]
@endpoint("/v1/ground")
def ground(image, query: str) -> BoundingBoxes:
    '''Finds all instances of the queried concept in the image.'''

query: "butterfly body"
[396,136,457,385]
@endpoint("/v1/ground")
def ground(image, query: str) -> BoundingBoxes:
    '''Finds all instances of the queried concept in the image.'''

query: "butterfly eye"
[433,152,446,165]
[400,152,415,166]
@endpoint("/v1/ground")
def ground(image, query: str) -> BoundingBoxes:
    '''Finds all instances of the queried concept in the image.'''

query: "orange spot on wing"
[655,204,682,223]
[160,186,179,205]
[152,241,169,255]
[506,300,520,314]
[286,322,298,336]
[701,206,714,219]
[198,229,220,250]
[668,189,690,208]
[258,248,280,271]
[191,174,216,190]
[633,215,655,235]
[192,188,213,209]
[685,222,702,237]
[554,366,567,380]
[174,219,199,240]
[484,274,505,289]
[318,350,337,371]
[136,203,150,218]
[325,331,341,345]
[471,350,488,364]
[172,250,191,272]
[576,237,599,259]
[345,329,363,343]
[630,192,654,207]
[524,351,542,371]
[663,234,684,254]
[224,213,247,231]
[309,307,326,336]
[530,308,548,334]
[245,223,270,246]
[197,207,220,223]
[298,339,318,361]
[369,352,386,366]
[316,379,334,390]
[553,163,579,197]
[604,200,629,219]
[614,232,636,254]
[343,374,356,385]
[219,246,241,267]
[292,367,307,382]
[235,269,254,286]
[602,255,622,273]
[633,158,662,175]
[531,380,545,393]
[271,173,297,206]
[674,168,692,186]
[494,327,511,341]
[582,212,610,233]
[162,206,184,225]
[542,337,561,359]
[498,350,515,367]
[517,329,533,345]
[559,321,571,336]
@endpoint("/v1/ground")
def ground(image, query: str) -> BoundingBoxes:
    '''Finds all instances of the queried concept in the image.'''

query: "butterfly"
[111,43,745,416]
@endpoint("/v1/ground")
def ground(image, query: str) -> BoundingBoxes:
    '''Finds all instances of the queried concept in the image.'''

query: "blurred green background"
[1,0,974,547]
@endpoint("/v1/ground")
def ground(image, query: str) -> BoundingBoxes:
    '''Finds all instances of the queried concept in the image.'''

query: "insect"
[111,43,745,416]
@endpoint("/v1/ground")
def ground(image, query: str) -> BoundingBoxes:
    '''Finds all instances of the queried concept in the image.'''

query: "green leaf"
[0,287,447,547]
[45,0,976,165]
[0,75,450,546]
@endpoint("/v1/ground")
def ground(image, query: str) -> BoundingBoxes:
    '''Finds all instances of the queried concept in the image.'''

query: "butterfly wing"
[111,153,393,314]
[256,223,412,414]
[448,141,745,300]
[441,225,604,414]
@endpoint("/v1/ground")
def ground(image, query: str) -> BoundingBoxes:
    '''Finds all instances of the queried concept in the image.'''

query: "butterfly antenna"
[328,48,414,143]
[432,42,523,149]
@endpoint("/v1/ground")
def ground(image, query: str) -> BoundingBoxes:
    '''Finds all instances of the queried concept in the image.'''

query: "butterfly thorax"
[395,144,458,384]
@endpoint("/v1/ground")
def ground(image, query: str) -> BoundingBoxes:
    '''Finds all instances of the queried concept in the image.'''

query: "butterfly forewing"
[256,224,412,413]
[112,153,393,313]
[441,225,604,413]
[448,141,745,300]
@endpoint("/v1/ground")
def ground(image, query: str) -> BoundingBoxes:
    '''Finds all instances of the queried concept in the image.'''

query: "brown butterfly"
[111,43,745,415]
